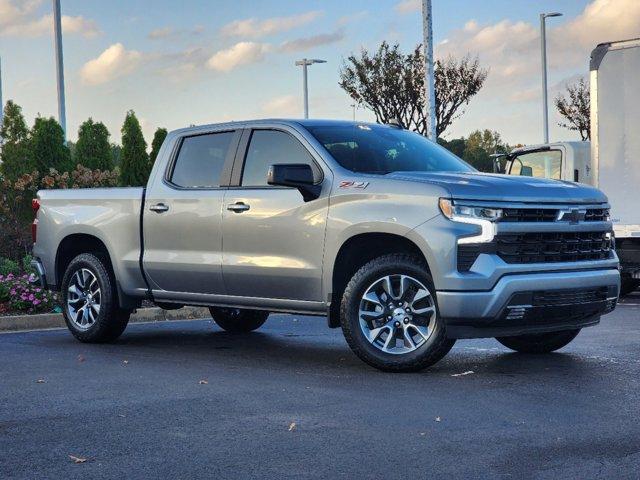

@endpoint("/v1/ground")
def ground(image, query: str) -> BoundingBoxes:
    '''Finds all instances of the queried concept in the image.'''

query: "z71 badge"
[339,181,369,189]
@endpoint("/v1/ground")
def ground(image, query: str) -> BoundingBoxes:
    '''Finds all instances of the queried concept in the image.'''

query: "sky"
[1,0,638,146]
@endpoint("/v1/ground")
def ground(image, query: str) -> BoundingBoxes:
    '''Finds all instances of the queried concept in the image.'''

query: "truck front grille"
[457,231,613,271]
[500,208,609,223]
[495,231,613,264]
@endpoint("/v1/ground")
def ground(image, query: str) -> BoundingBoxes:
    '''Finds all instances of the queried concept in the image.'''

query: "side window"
[242,130,316,187]
[170,131,234,188]
[510,150,562,179]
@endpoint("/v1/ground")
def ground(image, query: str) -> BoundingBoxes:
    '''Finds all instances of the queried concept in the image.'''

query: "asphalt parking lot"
[1,297,639,479]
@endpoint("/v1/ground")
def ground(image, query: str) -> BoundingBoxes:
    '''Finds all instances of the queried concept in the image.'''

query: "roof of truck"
[511,141,590,155]
[169,119,397,137]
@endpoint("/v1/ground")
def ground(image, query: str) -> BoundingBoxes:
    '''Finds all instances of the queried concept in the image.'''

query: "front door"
[143,129,239,295]
[222,128,329,301]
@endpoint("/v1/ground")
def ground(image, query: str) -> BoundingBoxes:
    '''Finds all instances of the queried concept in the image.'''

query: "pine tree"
[119,110,149,186]
[0,100,33,179]
[149,127,168,166]
[75,118,113,170]
[30,117,72,173]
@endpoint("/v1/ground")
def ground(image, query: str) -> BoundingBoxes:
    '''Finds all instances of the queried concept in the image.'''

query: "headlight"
[439,198,501,244]
[438,198,502,221]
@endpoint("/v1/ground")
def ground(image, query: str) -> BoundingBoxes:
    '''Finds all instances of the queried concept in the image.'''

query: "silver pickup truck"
[31,120,620,371]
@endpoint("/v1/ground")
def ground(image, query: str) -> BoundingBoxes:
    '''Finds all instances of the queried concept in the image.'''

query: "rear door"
[143,129,240,296]
[221,127,329,302]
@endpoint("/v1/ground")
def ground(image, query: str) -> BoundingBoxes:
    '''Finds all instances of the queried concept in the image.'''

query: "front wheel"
[209,307,269,333]
[340,254,455,372]
[496,329,581,353]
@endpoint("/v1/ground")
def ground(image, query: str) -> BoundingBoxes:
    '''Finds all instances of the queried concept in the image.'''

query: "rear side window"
[242,130,316,187]
[170,132,234,188]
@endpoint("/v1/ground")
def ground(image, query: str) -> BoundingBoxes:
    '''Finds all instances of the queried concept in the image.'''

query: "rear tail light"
[31,198,40,243]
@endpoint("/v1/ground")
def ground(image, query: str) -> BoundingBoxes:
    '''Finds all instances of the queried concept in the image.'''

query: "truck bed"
[32,187,148,297]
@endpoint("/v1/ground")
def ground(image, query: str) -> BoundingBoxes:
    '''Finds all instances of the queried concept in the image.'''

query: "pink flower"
[28,294,35,301]
[10,289,16,295]
[33,299,41,305]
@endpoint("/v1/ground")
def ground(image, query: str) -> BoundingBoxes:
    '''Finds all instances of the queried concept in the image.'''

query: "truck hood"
[386,171,608,204]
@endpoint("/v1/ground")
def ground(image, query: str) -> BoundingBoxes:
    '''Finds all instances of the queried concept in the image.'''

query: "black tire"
[209,307,269,333]
[620,276,640,297]
[61,253,130,343]
[496,329,581,354]
[340,253,455,372]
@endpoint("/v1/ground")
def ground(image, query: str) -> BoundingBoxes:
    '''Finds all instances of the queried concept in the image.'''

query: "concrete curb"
[0,306,210,333]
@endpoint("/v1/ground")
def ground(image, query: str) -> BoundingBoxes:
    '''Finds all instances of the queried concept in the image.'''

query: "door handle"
[149,203,169,213]
[227,202,250,213]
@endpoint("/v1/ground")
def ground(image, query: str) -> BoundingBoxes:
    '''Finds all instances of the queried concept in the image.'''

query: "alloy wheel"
[358,274,436,355]
[67,268,101,330]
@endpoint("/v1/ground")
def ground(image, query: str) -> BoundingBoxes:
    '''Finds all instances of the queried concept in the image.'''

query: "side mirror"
[520,165,533,177]
[267,164,321,202]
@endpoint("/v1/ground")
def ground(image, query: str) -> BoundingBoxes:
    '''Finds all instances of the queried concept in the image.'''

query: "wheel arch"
[55,233,138,310]
[327,231,429,328]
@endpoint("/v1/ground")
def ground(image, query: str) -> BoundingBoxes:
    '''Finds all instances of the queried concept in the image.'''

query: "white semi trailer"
[501,38,640,295]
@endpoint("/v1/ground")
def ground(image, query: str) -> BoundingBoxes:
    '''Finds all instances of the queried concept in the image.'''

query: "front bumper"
[437,268,620,339]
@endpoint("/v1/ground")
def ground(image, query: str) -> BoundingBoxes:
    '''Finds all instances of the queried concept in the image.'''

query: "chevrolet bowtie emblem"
[557,209,586,224]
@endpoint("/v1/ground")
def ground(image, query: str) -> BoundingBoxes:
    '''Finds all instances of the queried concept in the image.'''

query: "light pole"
[295,58,326,119]
[540,12,562,143]
[422,0,436,141]
[53,0,67,141]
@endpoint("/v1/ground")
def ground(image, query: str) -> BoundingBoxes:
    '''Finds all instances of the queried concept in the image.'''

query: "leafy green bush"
[0,258,20,276]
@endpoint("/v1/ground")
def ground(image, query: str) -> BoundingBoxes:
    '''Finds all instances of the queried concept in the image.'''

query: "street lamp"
[540,12,562,143]
[295,58,326,119]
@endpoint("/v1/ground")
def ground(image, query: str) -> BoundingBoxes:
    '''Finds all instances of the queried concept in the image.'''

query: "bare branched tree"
[554,78,590,140]
[339,42,488,138]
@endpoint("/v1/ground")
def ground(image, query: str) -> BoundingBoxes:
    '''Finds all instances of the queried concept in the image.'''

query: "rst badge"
[339,181,369,189]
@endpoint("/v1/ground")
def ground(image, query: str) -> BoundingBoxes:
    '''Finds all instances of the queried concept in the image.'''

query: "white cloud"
[80,43,143,85]
[261,95,299,117]
[147,25,204,40]
[220,11,322,38]
[206,42,271,72]
[394,0,420,14]
[0,1,100,38]
[148,26,173,39]
[279,29,345,52]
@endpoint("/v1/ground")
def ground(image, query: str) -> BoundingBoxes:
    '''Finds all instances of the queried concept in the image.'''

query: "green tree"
[75,118,113,170]
[463,129,509,172]
[0,100,33,179]
[119,110,149,186]
[110,144,122,167]
[339,42,488,138]
[438,137,466,158]
[555,78,590,140]
[149,127,168,166]
[30,117,71,173]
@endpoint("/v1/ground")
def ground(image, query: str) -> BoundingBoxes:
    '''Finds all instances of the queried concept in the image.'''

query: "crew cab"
[31,120,620,371]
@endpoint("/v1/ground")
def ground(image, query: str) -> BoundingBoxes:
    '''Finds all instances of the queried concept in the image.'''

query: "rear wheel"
[61,253,130,343]
[209,307,269,333]
[340,253,455,372]
[496,329,581,353]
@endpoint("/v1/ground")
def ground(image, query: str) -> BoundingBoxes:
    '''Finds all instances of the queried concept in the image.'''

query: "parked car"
[31,120,620,371]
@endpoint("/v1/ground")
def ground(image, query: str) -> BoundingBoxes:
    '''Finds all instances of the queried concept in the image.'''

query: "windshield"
[305,124,474,174]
